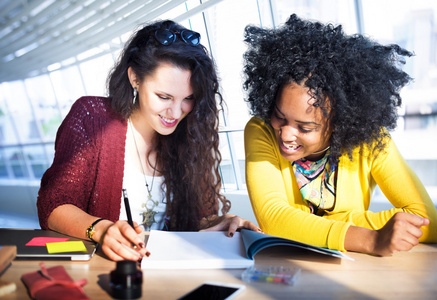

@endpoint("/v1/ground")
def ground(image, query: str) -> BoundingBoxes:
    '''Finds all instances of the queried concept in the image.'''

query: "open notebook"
[0,229,96,261]
[141,229,351,269]
[142,230,252,269]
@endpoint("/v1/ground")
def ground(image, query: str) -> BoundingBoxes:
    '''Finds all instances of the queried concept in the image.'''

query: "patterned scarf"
[292,151,337,215]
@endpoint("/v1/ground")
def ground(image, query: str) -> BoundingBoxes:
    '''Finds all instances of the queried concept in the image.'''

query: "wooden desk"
[2,243,437,299]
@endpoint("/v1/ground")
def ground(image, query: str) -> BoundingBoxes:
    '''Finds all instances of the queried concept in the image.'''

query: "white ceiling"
[0,0,192,83]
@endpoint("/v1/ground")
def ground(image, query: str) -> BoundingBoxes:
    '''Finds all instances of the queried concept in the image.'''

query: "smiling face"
[270,82,332,162]
[128,62,194,138]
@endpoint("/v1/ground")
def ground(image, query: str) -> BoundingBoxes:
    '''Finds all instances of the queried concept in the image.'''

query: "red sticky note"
[26,237,69,246]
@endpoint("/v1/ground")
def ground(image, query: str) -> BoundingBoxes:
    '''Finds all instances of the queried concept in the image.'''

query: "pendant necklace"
[129,118,159,228]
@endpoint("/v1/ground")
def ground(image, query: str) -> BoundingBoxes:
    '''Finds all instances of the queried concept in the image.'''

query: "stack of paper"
[142,231,253,269]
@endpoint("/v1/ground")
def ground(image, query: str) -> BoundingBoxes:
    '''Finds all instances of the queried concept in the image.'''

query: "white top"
[120,140,167,231]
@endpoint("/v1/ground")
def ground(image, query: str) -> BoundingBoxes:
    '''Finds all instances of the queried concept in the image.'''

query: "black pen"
[122,189,135,229]
[123,189,146,255]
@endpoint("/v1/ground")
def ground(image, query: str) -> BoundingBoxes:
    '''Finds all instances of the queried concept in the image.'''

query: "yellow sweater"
[244,117,437,251]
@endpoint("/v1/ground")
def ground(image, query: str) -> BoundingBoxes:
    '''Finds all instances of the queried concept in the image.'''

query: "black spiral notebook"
[0,228,96,261]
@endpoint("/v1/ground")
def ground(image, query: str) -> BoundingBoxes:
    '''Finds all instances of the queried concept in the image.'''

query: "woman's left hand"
[200,214,262,237]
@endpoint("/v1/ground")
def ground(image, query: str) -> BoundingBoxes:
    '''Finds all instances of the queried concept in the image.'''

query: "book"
[0,245,17,275]
[240,229,352,260]
[0,229,95,261]
[141,229,351,270]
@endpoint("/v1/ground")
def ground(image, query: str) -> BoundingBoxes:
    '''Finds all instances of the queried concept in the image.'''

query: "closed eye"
[156,93,171,100]
[298,126,314,133]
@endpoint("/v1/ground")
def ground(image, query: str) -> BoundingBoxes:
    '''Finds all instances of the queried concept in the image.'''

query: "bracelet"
[86,218,105,242]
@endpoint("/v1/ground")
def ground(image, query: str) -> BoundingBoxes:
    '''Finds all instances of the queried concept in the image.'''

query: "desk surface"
[2,242,437,299]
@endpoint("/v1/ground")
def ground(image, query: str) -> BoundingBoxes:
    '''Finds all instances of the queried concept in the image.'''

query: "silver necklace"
[128,118,159,228]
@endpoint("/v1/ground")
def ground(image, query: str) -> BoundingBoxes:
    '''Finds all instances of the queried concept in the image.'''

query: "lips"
[283,142,299,150]
[159,115,177,127]
[280,142,302,153]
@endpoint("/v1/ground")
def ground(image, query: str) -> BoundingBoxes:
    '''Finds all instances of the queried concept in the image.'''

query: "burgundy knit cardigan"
[37,96,127,229]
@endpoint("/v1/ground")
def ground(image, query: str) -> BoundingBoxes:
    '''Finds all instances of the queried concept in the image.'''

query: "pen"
[122,189,149,257]
[122,189,134,229]
[120,243,143,259]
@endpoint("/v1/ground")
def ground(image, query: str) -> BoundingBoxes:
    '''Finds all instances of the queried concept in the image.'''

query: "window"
[0,0,436,203]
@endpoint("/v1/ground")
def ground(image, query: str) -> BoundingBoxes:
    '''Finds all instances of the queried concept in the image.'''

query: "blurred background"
[1,0,436,229]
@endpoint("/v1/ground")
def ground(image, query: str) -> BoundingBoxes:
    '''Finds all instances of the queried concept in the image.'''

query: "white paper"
[141,230,254,269]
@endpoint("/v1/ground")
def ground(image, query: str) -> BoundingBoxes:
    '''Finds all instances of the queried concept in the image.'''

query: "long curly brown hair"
[107,20,230,231]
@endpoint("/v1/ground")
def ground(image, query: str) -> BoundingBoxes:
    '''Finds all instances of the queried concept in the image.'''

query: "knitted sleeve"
[37,97,125,229]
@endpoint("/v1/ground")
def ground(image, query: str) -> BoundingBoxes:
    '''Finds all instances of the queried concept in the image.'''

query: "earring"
[133,87,137,105]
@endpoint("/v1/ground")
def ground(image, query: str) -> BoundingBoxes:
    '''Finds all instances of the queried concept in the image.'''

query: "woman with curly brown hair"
[37,20,259,261]
[243,14,437,256]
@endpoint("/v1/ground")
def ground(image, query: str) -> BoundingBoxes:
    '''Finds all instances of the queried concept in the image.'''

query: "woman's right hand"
[94,220,150,261]
[372,212,429,256]
[47,205,150,261]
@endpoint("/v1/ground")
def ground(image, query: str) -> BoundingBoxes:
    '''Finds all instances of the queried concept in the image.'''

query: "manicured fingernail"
[229,232,234,237]
[146,251,151,257]
[139,242,145,248]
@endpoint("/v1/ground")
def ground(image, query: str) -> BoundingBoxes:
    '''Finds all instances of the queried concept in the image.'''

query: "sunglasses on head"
[153,28,201,46]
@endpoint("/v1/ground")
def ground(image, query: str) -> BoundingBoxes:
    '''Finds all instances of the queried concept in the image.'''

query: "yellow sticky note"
[46,241,87,253]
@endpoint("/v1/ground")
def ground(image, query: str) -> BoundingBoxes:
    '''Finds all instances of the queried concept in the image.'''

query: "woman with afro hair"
[243,14,437,256]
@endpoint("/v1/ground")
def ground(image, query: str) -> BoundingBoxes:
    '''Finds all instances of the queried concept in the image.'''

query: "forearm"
[48,204,113,242]
[344,225,377,254]
[344,212,429,256]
